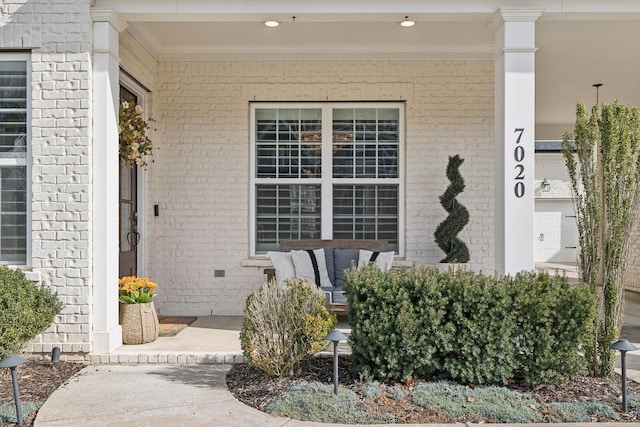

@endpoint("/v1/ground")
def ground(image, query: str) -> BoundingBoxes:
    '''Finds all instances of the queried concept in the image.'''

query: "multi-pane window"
[251,103,403,254]
[0,57,29,264]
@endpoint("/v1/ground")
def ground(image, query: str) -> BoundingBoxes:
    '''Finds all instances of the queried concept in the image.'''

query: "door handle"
[539,233,544,242]
[126,231,141,246]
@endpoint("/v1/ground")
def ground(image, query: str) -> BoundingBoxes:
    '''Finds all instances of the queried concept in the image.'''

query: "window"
[250,103,404,255]
[0,55,29,264]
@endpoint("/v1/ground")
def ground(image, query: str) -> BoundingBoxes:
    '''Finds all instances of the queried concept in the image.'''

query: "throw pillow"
[333,248,360,288]
[357,249,395,272]
[266,251,296,286]
[291,248,333,288]
[281,246,335,286]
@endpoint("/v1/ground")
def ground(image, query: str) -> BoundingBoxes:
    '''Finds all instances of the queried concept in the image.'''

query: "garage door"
[534,200,578,263]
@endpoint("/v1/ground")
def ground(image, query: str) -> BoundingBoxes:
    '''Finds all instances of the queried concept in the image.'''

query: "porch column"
[91,10,127,353]
[494,9,541,275]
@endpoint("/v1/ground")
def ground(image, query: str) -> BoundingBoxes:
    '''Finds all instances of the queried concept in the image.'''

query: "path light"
[610,338,639,413]
[51,346,61,366]
[0,355,28,426]
[325,329,348,395]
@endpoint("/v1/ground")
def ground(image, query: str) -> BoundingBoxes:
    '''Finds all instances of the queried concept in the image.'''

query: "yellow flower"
[118,276,158,304]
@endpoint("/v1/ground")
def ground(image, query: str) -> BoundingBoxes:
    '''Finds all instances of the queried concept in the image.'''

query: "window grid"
[0,58,27,264]
[251,103,403,255]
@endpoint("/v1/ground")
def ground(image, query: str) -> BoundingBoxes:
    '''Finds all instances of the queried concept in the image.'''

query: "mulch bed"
[226,355,640,424]
[0,360,85,426]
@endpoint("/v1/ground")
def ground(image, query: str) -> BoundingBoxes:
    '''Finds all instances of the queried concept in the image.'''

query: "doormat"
[158,316,197,337]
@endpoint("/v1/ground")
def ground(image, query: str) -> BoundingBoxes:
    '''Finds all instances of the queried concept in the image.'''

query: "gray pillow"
[281,246,335,286]
[333,247,386,287]
[333,248,359,288]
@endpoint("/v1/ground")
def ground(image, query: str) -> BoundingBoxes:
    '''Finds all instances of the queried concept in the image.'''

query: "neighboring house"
[2,0,640,358]
[534,141,577,265]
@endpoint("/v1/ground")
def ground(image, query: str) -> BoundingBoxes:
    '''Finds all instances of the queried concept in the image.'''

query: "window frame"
[0,53,31,267]
[249,102,405,257]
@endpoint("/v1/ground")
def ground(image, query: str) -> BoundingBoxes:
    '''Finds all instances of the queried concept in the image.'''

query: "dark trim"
[119,67,151,93]
[535,140,565,153]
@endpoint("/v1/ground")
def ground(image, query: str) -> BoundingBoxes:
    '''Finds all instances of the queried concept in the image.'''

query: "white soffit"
[126,20,495,60]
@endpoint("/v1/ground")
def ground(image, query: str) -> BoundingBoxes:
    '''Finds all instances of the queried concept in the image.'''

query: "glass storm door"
[119,87,138,277]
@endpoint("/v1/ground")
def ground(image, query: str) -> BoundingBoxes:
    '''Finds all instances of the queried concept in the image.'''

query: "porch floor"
[90,316,351,364]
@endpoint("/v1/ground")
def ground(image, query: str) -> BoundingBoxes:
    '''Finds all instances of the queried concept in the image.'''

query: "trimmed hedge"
[0,266,63,360]
[344,266,596,385]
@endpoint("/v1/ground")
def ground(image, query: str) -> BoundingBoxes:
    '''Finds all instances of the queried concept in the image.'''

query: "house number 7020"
[514,128,525,198]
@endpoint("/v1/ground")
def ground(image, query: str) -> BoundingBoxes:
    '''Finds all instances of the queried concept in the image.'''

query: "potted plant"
[119,100,154,168]
[434,154,470,268]
[118,276,159,344]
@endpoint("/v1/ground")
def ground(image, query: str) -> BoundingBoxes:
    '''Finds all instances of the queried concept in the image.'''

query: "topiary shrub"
[240,278,337,377]
[434,154,470,263]
[0,266,63,360]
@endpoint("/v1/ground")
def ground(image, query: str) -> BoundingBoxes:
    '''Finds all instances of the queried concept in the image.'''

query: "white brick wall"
[535,153,572,199]
[0,0,93,356]
[141,59,495,316]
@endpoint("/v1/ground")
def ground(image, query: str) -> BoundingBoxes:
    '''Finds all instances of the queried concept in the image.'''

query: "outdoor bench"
[263,239,391,314]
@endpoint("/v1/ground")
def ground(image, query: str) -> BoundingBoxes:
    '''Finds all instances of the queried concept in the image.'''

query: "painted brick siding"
[146,60,495,316]
[535,153,572,200]
[0,0,93,357]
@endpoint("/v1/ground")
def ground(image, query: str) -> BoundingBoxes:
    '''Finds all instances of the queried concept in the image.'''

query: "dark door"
[119,87,138,277]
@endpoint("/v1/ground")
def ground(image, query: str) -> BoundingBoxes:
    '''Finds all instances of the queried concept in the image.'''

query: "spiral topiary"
[434,155,470,263]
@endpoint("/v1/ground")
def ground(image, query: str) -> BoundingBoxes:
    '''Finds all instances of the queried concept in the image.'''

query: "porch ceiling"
[99,1,640,130]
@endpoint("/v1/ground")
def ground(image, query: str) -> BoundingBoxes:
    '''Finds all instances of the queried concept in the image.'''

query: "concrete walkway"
[32,289,640,426]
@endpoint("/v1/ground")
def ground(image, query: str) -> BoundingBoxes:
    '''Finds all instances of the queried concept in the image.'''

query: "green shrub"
[345,265,448,381]
[240,278,336,377]
[438,270,517,384]
[0,266,63,360]
[512,272,596,384]
[544,401,619,422]
[412,382,540,423]
[266,381,395,424]
[345,267,596,386]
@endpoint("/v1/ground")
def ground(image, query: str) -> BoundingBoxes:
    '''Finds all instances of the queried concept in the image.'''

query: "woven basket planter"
[119,301,159,344]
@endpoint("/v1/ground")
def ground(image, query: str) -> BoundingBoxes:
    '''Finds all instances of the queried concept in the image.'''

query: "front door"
[119,86,138,277]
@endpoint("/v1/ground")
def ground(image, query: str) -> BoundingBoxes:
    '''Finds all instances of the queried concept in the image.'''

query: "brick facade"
[0,0,93,357]
[142,59,495,316]
[5,1,639,357]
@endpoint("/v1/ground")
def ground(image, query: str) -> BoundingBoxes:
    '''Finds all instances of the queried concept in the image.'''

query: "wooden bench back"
[279,239,388,249]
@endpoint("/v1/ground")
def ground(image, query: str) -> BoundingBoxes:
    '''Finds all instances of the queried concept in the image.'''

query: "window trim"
[249,101,405,257]
[0,53,31,267]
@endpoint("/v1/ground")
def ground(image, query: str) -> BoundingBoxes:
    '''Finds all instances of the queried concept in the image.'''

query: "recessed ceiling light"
[400,16,415,27]
[264,20,280,28]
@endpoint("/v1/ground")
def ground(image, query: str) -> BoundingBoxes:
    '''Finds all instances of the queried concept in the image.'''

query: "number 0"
[514,182,525,198]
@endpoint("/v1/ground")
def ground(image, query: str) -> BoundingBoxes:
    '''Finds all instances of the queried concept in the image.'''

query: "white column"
[494,9,541,275]
[91,10,127,353]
